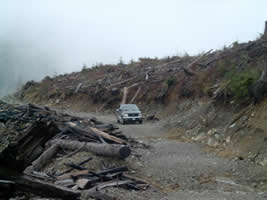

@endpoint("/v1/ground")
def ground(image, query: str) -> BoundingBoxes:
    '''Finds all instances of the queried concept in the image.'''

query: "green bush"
[166,76,176,87]
[81,64,88,72]
[226,69,260,99]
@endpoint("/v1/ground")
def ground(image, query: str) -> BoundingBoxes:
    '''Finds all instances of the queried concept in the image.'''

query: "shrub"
[81,64,88,72]
[166,76,176,87]
[226,69,260,99]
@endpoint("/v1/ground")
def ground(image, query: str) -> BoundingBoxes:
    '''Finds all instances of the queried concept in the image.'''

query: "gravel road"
[67,111,267,199]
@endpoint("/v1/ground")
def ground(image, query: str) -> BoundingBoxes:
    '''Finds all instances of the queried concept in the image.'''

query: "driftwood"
[51,139,131,159]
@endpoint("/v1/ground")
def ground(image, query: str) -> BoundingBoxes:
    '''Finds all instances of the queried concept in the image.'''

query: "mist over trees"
[0,39,59,97]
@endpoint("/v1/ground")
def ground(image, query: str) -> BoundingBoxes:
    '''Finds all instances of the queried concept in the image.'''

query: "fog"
[1,0,267,97]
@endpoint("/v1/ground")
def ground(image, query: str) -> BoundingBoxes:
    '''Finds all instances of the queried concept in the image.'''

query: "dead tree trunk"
[121,87,128,104]
[51,139,131,159]
[264,21,267,39]
[25,144,60,172]
[130,87,141,103]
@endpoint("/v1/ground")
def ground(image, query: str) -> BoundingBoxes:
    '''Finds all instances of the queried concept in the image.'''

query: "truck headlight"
[123,114,128,117]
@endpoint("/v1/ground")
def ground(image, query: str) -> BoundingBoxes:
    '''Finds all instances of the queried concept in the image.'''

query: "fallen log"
[107,76,137,89]
[97,166,128,176]
[12,175,81,199]
[64,163,87,171]
[55,179,75,187]
[57,170,90,180]
[57,157,93,177]
[26,144,60,172]
[90,179,134,191]
[67,123,126,144]
[58,166,128,181]
[187,49,213,69]
[52,139,131,159]
[89,127,126,144]
[0,120,59,172]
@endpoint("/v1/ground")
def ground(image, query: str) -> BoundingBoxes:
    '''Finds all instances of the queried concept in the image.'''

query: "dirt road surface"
[68,111,267,200]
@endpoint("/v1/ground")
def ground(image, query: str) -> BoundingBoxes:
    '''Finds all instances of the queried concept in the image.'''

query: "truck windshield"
[120,104,139,111]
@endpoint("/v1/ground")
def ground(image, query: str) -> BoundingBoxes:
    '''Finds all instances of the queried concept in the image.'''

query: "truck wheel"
[117,119,120,123]
[122,120,126,125]
[139,120,143,124]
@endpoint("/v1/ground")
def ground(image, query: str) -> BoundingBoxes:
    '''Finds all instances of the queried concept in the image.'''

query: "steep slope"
[16,26,267,168]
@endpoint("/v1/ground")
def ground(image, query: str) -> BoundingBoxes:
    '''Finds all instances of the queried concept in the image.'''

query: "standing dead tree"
[121,87,128,104]
[263,21,267,39]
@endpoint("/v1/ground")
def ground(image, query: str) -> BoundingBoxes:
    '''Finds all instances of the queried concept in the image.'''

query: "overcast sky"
[0,0,267,89]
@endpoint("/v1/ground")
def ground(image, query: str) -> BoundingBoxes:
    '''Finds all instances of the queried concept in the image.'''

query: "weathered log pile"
[0,100,147,199]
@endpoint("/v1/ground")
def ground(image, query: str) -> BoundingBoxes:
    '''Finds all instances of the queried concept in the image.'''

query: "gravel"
[64,111,267,200]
